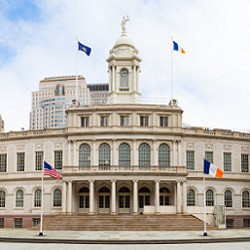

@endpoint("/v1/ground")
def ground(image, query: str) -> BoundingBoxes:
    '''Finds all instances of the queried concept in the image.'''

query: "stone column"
[111,180,117,214]
[133,180,138,214]
[89,180,95,214]
[68,141,71,166]
[182,181,187,213]
[172,141,176,166]
[113,140,118,167]
[176,181,181,214]
[153,141,157,167]
[67,181,72,213]
[112,66,115,91]
[155,180,160,213]
[62,181,67,213]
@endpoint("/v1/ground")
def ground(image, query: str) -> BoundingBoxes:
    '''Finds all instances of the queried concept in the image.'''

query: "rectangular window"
[81,117,89,127]
[244,219,250,227]
[54,150,63,170]
[17,153,25,171]
[140,116,149,127]
[241,154,249,173]
[223,152,231,172]
[32,218,40,227]
[120,116,129,126]
[0,154,7,172]
[205,151,213,163]
[35,151,44,171]
[14,218,23,228]
[160,116,168,127]
[186,151,195,170]
[100,116,109,127]
[0,218,4,228]
[226,219,234,229]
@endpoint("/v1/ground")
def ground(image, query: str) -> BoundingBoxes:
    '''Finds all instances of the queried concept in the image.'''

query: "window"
[16,190,24,207]
[35,152,43,171]
[17,153,25,171]
[241,154,249,173]
[34,189,42,207]
[186,151,195,170]
[226,219,234,228]
[32,218,40,226]
[120,68,129,88]
[79,144,91,168]
[53,189,62,207]
[120,116,129,126]
[14,218,22,228]
[119,143,131,167]
[244,219,250,227]
[0,154,7,172]
[0,218,4,228]
[242,190,250,208]
[224,190,232,207]
[139,143,151,168]
[100,116,109,127]
[160,116,168,127]
[140,116,149,127]
[158,144,170,167]
[99,143,110,166]
[54,150,63,170]
[187,189,195,206]
[205,151,213,163]
[81,117,89,127]
[206,189,214,206]
[0,190,5,207]
[224,153,231,172]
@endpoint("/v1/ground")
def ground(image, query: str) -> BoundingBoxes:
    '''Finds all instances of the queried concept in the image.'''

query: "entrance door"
[98,187,110,213]
[138,187,151,212]
[160,187,171,205]
[118,187,130,213]
[78,187,89,213]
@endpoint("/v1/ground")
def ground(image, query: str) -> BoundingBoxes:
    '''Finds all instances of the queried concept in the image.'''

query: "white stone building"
[0,20,249,229]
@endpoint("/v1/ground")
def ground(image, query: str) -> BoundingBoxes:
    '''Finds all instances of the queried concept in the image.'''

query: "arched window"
[119,143,131,167]
[120,68,129,88]
[16,189,24,207]
[158,143,170,167]
[34,189,42,207]
[119,187,130,193]
[139,143,151,168]
[224,190,232,207]
[242,190,250,208]
[187,189,195,206]
[53,189,62,207]
[0,190,6,207]
[206,189,214,206]
[99,187,111,193]
[79,144,91,168]
[99,143,110,166]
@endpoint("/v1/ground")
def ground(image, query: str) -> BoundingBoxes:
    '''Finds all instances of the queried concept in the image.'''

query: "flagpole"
[75,37,79,104]
[170,37,173,105]
[39,162,44,236]
[203,175,208,236]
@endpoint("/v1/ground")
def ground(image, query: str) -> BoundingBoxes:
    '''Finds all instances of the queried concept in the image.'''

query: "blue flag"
[78,41,91,56]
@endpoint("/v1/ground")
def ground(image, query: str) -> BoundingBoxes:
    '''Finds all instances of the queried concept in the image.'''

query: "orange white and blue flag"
[173,41,185,54]
[203,159,223,179]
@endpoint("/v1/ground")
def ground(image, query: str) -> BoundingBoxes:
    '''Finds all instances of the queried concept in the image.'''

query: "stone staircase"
[37,214,215,231]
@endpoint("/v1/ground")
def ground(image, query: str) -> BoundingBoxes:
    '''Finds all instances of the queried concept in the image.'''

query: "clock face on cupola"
[107,17,142,104]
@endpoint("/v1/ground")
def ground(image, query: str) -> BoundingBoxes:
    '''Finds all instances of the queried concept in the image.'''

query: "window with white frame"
[224,153,231,172]
[186,151,195,170]
[54,150,63,170]
[242,190,250,208]
[224,190,232,207]
[205,151,213,163]
[79,144,91,168]
[187,189,195,206]
[16,190,24,207]
[34,189,42,207]
[139,143,151,167]
[120,116,129,126]
[99,143,110,166]
[206,189,214,206]
[53,189,62,207]
[119,143,131,167]
[241,154,249,173]
[0,154,7,172]
[35,152,43,171]
[0,190,5,207]
[17,153,25,171]
[159,116,168,127]
[140,116,149,127]
[100,116,109,127]
[120,68,129,88]
[158,144,170,167]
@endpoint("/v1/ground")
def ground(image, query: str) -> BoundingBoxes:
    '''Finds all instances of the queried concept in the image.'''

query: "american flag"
[44,161,61,180]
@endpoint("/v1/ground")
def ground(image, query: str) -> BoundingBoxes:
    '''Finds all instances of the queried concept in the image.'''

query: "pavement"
[0,228,250,244]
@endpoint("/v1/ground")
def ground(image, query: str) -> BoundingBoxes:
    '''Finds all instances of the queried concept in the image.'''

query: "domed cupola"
[107,17,141,104]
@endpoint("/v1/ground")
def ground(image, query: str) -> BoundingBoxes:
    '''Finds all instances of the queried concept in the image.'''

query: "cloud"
[0,0,249,132]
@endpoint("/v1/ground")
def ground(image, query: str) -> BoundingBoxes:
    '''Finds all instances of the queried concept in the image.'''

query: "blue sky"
[0,0,250,132]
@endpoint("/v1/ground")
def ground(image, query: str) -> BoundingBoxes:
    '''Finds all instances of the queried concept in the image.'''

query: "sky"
[0,0,249,132]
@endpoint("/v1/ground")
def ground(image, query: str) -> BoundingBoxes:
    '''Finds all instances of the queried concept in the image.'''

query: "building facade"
[0,20,249,229]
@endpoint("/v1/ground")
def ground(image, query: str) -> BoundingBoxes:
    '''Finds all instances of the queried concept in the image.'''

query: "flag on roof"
[44,161,61,180]
[78,41,92,56]
[203,159,223,179]
[173,41,185,54]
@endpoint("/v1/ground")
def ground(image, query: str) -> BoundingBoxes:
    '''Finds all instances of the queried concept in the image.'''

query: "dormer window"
[120,68,129,90]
